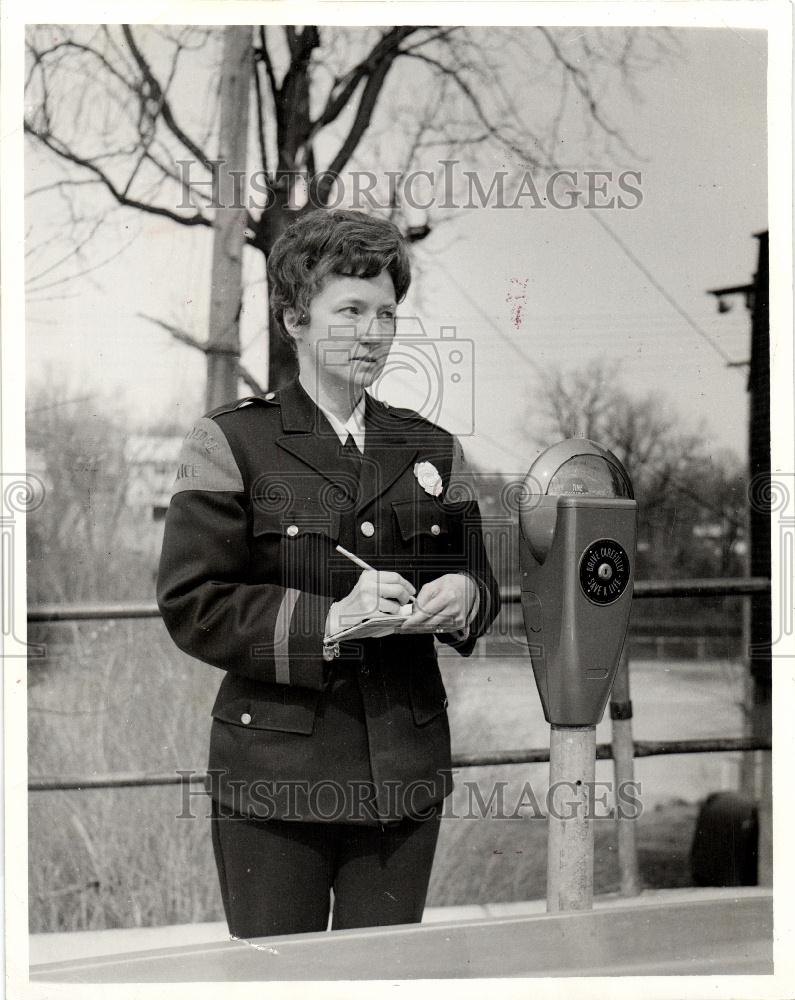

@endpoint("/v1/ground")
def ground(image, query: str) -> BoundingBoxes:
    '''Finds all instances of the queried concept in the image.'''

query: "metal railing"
[28,737,769,792]
[27,577,771,624]
[27,577,772,793]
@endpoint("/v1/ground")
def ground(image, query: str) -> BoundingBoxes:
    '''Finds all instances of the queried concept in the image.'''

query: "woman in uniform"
[157,208,500,938]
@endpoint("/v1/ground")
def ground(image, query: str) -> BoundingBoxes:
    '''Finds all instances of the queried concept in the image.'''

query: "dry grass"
[428,790,697,906]
[29,626,713,932]
[28,620,220,932]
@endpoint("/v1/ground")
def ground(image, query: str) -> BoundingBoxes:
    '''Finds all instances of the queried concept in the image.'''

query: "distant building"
[25,448,51,508]
[124,435,183,516]
[123,435,183,562]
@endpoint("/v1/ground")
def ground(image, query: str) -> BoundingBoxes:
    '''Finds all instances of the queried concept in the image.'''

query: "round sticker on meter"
[579,539,631,605]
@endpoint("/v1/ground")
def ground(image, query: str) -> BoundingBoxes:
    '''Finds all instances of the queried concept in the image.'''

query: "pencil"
[335,544,376,572]
[334,545,415,612]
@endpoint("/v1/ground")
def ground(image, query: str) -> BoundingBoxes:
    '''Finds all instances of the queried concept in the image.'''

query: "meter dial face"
[579,539,630,605]
[548,454,632,499]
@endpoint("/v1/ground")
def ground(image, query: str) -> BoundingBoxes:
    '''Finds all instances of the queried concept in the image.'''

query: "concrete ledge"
[30,888,772,980]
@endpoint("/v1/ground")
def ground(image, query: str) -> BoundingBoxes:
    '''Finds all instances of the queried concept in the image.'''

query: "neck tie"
[341,434,363,507]
[341,433,362,474]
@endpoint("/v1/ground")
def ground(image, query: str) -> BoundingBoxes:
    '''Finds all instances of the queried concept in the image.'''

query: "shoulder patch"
[172,417,244,495]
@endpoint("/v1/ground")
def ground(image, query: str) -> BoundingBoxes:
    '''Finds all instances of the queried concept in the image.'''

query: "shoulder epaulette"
[387,402,424,420]
[206,391,280,420]
[387,402,451,438]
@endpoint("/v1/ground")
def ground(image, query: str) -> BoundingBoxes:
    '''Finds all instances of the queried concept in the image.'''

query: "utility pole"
[206,27,253,411]
[708,230,771,886]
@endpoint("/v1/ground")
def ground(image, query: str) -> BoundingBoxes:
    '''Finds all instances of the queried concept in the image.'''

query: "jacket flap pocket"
[409,662,449,726]
[392,499,449,542]
[253,497,340,541]
[211,684,321,735]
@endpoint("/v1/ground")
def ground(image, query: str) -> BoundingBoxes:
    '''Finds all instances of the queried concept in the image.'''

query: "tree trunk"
[266,197,300,390]
[206,27,253,411]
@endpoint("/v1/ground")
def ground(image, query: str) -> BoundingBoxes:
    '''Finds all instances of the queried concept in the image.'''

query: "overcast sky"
[24,25,768,474]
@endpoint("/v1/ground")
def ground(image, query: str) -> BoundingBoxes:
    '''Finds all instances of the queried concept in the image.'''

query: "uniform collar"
[276,379,417,512]
[316,395,366,452]
[278,378,404,443]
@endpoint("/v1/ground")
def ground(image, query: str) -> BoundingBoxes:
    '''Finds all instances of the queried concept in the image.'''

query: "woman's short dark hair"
[267,209,411,343]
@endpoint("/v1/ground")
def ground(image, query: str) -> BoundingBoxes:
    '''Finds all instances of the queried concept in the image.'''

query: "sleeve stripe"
[273,587,300,684]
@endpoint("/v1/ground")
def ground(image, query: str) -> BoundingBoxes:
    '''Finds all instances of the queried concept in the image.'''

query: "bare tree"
[25,24,678,393]
[530,361,746,580]
[26,383,140,603]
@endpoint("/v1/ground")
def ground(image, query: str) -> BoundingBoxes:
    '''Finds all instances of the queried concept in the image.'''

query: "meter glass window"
[547,455,631,498]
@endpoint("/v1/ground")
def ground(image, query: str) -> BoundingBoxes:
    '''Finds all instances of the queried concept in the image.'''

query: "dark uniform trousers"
[157,379,500,937]
[211,799,442,937]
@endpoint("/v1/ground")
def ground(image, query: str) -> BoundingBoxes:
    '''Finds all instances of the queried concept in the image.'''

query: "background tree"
[26,381,154,605]
[24,24,678,399]
[530,360,747,582]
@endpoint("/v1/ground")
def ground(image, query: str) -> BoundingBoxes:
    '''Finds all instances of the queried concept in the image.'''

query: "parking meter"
[519,439,637,727]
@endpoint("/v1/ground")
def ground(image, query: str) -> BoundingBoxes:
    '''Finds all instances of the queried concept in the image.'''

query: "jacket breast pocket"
[211,677,321,735]
[392,499,450,558]
[252,498,340,589]
[252,497,341,542]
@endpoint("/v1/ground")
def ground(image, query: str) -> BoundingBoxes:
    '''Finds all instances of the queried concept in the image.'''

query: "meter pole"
[546,724,596,912]
[610,648,641,896]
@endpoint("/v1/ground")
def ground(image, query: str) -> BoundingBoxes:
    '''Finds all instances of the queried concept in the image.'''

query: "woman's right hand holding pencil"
[326,570,416,637]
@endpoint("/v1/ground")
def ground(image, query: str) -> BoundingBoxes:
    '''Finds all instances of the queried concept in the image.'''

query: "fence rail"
[28,737,771,793]
[27,577,771,794]
[25,577,771,623]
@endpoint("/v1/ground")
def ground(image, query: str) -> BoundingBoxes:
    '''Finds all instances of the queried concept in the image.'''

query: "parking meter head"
[520,439,633,563]
[519,439,637,726]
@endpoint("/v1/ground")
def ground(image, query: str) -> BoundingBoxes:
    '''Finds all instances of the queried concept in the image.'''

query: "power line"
[431,235,743,375]
[585,210,737,368]
[380,370,522,468]
[431,257,541,375]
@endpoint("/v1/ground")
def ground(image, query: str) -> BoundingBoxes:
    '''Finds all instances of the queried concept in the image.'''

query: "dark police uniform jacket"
[157,378,500,825]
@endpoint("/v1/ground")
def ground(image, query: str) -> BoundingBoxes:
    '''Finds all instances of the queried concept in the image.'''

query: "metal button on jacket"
[286,524,299,537]
[240,712,252,725]
[430,523,441,536]
[360,521,375,537]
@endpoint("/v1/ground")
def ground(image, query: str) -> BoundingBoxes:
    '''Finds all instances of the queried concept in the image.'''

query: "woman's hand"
[325,570,416,637]
[401,574,477,633]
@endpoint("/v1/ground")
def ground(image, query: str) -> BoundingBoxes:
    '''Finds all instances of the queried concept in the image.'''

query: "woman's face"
[285,270,397,396]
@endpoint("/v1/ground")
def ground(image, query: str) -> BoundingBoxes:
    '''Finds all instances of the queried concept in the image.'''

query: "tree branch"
[25,123,212,229]
[26,37,136,93]
[257,26,280,101]
[139,314,207,351]
[121,25,215,171]
[252,32,271,177]
[139,313,265,394]
[312,26,419,133]
[311,32,421,205]
[537,27,638,156]
[238,364,266,396]
[399,50,546,168]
